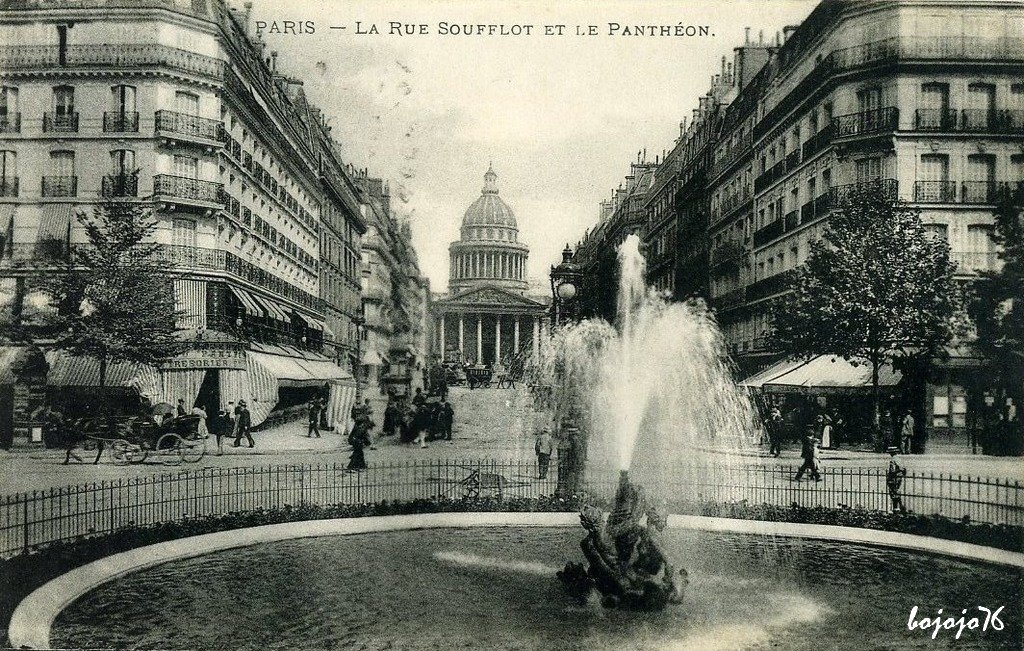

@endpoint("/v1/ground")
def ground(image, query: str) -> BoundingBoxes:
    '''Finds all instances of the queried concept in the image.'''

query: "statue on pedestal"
[558,470,687,610]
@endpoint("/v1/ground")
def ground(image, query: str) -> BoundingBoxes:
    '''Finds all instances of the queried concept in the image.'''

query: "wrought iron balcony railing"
[801,124,833,159]
[747,269,797,302]
[101,174,139,198]
[960,181,998,205]
[752,218,784,248]
[0,113,20,133]
[154,110,223,142]
[828,179,898,206]
[915,108,958,131]
[41,175,77,197]
[0,176,17,197]
[103,111,139,133]
[0,44,224,79]
[43,112,79,133]
[833,107,899,137]
[152,174,222,204]
[913,180,957,203]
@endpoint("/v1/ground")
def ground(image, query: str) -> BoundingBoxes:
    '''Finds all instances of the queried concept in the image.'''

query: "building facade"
[0,0,369,443]
[566,0,1024,450]
[432,166,547,366]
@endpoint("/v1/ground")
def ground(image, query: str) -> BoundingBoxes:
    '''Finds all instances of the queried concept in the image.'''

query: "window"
[857,87,881,113]
[923,223,948,241]
[53,86,74,116]
[965,154,996,202]
[173,154,198,178]
[919,154,949,182]
[175,91,199,116]
[0,151,15,179]
[919,82,951,129]
[0,86,17,128]
[111,85,136,114]
[172,218,196,249]
[966,83,996,130]
[110,149,135,175]
[50,150,74,176]
[855,157,882,183]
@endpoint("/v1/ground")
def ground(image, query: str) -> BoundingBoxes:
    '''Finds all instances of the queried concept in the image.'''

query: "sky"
[252,0,817,294]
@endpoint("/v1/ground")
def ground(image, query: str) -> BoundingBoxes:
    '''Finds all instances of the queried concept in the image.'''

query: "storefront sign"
[161,347,247,371]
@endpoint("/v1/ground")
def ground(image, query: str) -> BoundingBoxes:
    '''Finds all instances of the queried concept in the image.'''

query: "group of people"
[382,388,455,448]
[764,407,844,457]
[208,399,254,453]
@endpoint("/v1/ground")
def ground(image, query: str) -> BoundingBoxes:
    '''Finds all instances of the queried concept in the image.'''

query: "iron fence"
[0,460,1020,559]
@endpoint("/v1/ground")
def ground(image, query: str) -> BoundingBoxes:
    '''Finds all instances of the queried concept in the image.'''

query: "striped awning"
[229,286,262,316]
[305,316,325,331]
[322,322,336,339]
[0,204,14,236]
[37,203,74,242]
[739,357,809,389]
[252,295,289,322]
[44,351,159,397]
[762,355,902,395]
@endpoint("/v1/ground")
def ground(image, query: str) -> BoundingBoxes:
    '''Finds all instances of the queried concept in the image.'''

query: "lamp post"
[549,244,583,328]
[353,312,365,403]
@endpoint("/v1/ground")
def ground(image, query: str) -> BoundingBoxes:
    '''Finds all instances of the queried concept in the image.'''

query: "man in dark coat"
[412,387,426,409]
[307,399,321,438]
[885,446,908,513]
[232,400,254,448]
[176,398,187,417]
[792,429,821,482]
[383,399,399,437]
[438,398,455,441]
[766,406,783,457]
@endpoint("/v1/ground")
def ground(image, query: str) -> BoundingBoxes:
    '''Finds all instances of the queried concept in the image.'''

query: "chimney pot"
[745,27,751,44]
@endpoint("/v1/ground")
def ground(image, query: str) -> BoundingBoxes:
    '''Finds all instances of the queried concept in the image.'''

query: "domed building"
[432,166,548,366]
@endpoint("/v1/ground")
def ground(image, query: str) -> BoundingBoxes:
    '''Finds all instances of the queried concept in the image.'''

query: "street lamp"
[353,311,365,402]
[549,244,583,327]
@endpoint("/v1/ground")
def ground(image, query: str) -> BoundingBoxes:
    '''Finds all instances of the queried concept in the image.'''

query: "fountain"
[554,234,757,610]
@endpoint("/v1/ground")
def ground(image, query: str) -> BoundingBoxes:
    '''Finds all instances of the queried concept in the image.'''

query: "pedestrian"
[212,409,227,455]
[412,387,426,409]
[347,418,372,471]
[224,401,236,445]
[767,406,783,457]
[886,446,908,513]
[383,398,399,437]
[413,405,429,448]
[438,398,455,442]
[793,428,821,482]
[307,399,321,438]
[191,404,208,439]
[232,400,254,448]
[360,398,374,424]
[900,410,915,454]
[535,427,554,479]
[819,414,832,449]
[176,398,187,417]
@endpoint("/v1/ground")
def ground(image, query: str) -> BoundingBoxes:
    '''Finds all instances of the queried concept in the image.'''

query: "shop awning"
[253,295,290,322]
[305,316,325,331]
[37,203,73,242]
[248,349,352,388]
[44,351,159,397]
[738,357,809,389]
[762,355,902,395]
[230,286,262,316]
[322,322,336,339]
[361,347,384,366]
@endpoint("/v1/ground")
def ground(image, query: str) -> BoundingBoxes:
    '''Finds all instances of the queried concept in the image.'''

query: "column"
[532,316,540,360]
[476,314,483,363]
[458,314,465,356]
[439,314,446,359]
[513,316,520,354]
[495,316,502,365]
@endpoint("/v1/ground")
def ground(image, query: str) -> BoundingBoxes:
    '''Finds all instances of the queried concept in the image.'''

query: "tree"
[971,193,1024,424]
[771,183,959,447]
[47,200,182,392]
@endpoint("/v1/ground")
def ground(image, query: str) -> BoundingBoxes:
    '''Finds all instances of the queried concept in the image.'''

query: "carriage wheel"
[156,433,185,466]
[111,439,132,466]
[180,437,206,464]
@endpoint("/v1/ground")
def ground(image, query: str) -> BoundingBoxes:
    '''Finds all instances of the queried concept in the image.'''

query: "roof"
[461,166,518,232]
[756,355,902,396]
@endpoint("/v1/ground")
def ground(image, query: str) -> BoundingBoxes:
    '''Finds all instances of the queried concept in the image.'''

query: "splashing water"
[541,234,758,504]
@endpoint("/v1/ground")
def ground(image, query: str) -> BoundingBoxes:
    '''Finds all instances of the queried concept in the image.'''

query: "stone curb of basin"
[10,513,1024,649]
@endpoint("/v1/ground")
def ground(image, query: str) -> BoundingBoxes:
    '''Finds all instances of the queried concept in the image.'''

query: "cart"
[89,414,206,466]
[465,366,493,389]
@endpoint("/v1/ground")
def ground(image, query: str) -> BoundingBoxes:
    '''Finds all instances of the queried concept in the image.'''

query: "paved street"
[0,385,1021,496]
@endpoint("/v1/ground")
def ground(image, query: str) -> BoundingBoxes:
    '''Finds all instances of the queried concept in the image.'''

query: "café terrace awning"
[229,286,263,317]
[737,357,809,390]
[758,355,902,396]
[248,346,353,388]
[43,350,159,398]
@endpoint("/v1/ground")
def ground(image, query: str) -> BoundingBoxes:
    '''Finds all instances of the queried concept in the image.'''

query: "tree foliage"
[47,201,183,386]
[771,184,958,432]
[971,195,1024,391]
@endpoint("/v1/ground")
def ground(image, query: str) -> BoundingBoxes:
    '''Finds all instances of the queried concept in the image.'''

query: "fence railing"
[0,460,1021,559]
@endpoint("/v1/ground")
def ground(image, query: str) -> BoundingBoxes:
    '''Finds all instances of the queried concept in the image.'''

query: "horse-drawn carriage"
[464,365,493,390]
[60,414,206,465]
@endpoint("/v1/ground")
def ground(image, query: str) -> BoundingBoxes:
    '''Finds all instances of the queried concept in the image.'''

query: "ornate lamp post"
[549,244,583,328]
[353,311,365,402]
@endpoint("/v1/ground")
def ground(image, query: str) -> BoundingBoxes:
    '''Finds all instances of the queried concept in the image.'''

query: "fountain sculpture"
[553,234,754,611]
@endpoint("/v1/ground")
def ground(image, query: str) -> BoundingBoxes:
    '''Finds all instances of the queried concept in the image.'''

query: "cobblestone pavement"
[0,384,1020,494]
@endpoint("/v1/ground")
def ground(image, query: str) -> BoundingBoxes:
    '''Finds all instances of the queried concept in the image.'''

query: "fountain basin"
[12,513,1024,650]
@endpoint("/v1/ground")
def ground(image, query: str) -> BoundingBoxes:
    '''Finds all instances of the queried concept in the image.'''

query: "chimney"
[242,1,253,35]
[745,27,751,44]
[783,25,797,43]
[721,55,727,78]
[759,29,764,45]
[692,108,700,122]
[270,50,278,72]
[775,31,781,46]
